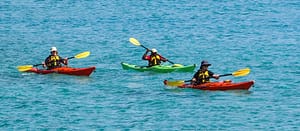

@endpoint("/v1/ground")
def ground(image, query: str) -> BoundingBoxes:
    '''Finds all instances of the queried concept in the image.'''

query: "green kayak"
[121,62,196,73]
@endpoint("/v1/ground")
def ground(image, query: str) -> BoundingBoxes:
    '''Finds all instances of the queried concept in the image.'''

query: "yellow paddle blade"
[232,68,250,77]
[17,65,33,72]
[164,80,185,86]
[74,51,90,59]
[129,37,141,46]
[172,64,183,67]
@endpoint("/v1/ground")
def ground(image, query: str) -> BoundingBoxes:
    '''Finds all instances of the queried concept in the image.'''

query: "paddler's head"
[50,47,58,55]
[151,48,157,54]
[200,60,211,70]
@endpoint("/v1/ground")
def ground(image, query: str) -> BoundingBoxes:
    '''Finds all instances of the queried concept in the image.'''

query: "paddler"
[191,60,219,85]
[42,47,68,70]
[142,48,168,67]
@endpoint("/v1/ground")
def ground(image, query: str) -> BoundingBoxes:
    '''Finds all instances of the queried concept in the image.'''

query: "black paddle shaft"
[33,64,43,67]
[219,74,232,77]
[67,56,75,59]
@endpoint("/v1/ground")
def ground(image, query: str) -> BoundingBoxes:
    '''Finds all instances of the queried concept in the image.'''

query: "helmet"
[50,47,57,52]
[151,48,157,53]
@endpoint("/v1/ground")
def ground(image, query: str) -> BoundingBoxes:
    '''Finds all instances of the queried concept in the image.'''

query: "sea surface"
[1,0,299,130]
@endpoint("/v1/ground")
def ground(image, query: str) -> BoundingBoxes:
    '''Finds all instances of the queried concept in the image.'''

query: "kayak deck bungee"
[164,80,254,91]
[27,66,96,76]
[121,62,196,73]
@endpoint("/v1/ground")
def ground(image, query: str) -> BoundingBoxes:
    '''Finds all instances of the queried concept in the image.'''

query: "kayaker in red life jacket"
[191,60,219,85]
[142,48,167,67]
[42,47,68,70]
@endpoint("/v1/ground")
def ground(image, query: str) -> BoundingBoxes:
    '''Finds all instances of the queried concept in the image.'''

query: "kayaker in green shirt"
[142,48,167,67]
[42,47,68,70]
[191,60,219,85]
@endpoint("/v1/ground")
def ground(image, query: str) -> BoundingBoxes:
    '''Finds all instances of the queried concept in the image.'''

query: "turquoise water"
[1,0,299,130]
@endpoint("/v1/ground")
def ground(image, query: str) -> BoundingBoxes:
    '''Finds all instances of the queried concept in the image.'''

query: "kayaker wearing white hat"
[191,60,219,84]
[42,47,68,70]
[142,48,167,67]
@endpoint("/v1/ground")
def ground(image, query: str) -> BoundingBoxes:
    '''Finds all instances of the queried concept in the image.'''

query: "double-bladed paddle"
[17,51,90,72]
[129,37,183,67]
[164,68,251,86]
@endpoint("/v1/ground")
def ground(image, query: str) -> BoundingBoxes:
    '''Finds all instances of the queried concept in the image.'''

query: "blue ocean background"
[1,0,299,130]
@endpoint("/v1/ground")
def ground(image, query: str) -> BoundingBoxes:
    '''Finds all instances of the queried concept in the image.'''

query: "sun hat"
[50,47,57,52]
[201,60,211,66]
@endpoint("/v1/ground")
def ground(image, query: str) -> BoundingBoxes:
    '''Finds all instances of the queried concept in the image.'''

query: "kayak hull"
[121,62,196,73]
[27,66,96,76]
[175,80,254,91]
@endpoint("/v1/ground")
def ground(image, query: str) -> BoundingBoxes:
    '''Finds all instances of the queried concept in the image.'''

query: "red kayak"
[176,80,254,91]
[27,66,96,76]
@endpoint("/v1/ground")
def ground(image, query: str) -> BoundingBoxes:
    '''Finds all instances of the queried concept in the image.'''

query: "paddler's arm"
[43,57,50,68]
[209,71,219,79]
[158,55,168,62]
[191,71,200,84]
[142,49,150,60]
[161,56,168,62]
[59,56,68,65]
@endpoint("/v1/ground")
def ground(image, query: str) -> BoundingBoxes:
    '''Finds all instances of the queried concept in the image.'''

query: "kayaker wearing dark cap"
[191,60,219,85]
[142,48,167,67]
[42,47,68,70]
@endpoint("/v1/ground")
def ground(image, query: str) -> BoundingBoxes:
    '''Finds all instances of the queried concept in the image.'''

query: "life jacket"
[149,54,161,66]
[46,55,61,69]
[197,70,210,84]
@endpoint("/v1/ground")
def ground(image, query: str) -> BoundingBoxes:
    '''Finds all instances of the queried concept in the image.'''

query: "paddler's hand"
[63,58,68,65]
[42,62,46,68]
[192,78,196,82]
[213,75,220,80]
[191,78,197,85]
